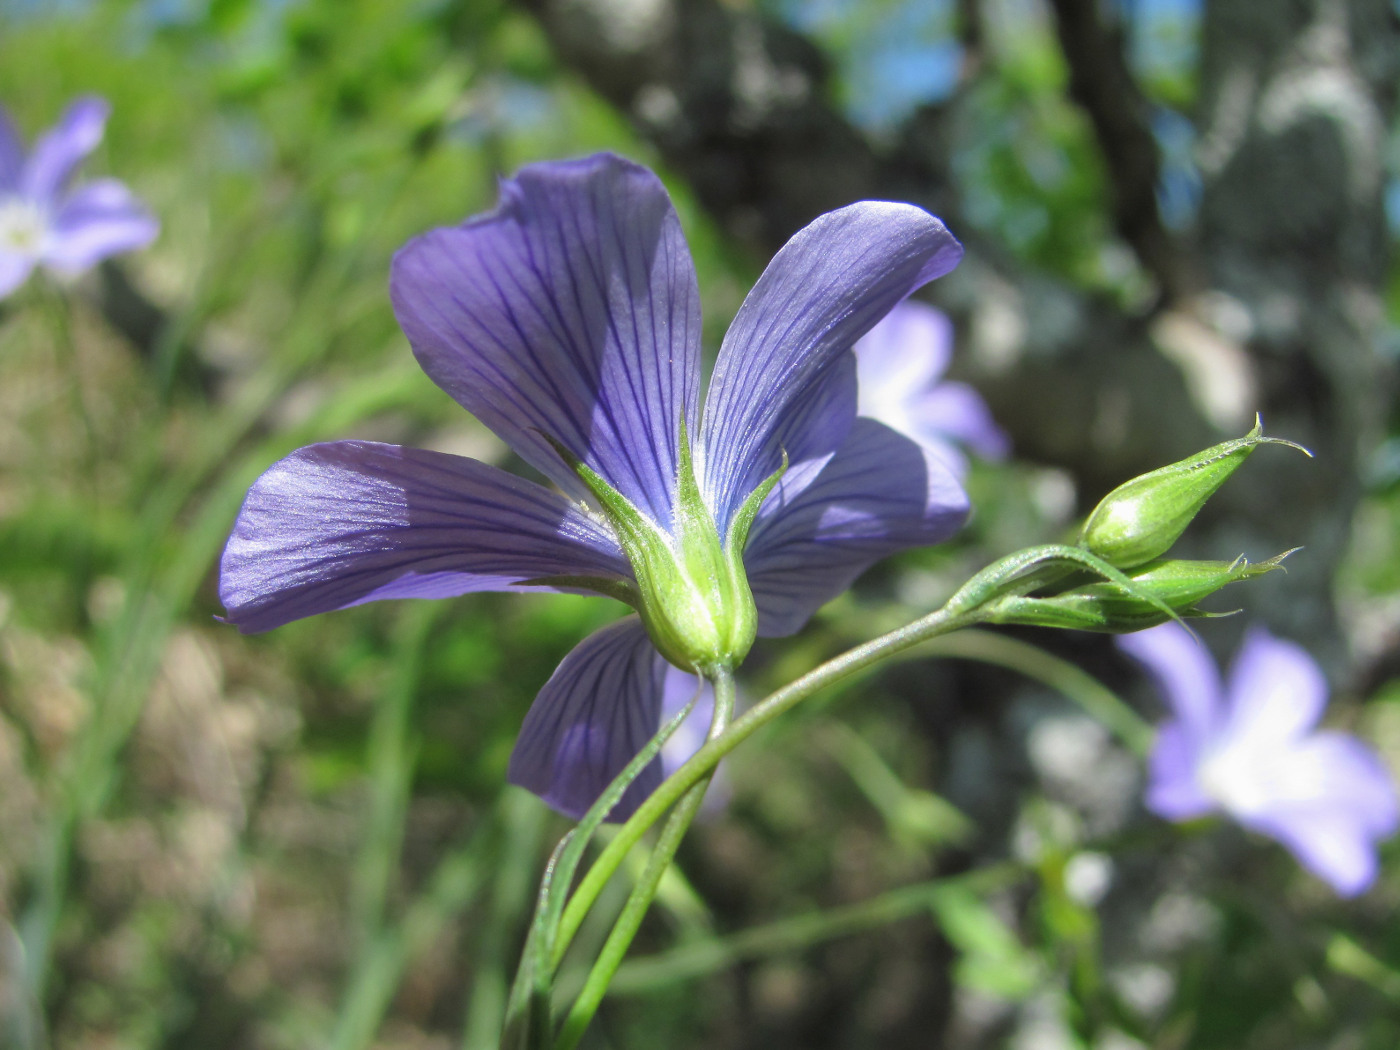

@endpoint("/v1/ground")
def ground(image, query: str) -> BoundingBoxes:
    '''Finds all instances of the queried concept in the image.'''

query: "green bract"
[554,422,780,675]
[982,551,1295,632]
[1079,418,1309,569]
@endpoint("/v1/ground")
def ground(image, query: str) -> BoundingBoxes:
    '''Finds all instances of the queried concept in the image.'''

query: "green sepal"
[539,425,757,674]
[1079,417,1311,569]
[981,549,1297,633]
[726,450,788,557]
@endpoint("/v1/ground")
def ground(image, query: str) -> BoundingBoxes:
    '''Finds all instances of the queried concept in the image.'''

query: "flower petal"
[1116,623,1223,748]
[701,201,962,531]
[390,153,701,530]
[1221,626,1327,746]
[508,617,669,821]
[742,418,969,637]
[910,381,1011,462]
[0,249,35,299]
[20,96,108,203]
[1144,722,1215,821]
[854,300,952,399]
[1252,806,1383,897]
[1242,737,1398,895]
[42,178,158,273]
[1198,726,1396,894]
[219,440,629,634]
[0,106,23,191]
[763,349,858,475]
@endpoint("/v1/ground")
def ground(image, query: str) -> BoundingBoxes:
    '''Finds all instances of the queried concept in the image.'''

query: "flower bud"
[1079,419,1308,569]
[983,551,1294,633]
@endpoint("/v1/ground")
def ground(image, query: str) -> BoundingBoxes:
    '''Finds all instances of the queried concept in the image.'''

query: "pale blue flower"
[853,300,1009,477]
[0,97,158,298]
[1119,623,1398,896]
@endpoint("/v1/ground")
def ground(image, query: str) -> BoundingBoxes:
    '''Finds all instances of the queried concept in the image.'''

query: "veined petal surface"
[390,153,700,529]
[508,617,670,821]
[743,418,969,637]
[219,441,629,634]
[44,178,158,273]
[20,96,108,204]
[701,201,962,532]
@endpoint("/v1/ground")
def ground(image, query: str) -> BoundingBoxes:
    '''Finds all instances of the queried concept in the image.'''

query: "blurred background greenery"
[2,0,1399,1047]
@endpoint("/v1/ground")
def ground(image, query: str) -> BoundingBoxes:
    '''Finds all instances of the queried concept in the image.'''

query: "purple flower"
[1118,622,1398,896]
[853,300,1009,477]
[0,96,158,299]
[219,154,969,819]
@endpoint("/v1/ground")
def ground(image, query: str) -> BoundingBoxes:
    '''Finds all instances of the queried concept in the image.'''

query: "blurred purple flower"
[219,154,969,819]
[1118,622,1398,896]
[0,97,158,298]
[853,300,1009,477]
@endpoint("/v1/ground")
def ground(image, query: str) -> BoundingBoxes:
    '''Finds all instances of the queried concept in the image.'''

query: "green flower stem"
[500,691,703,1049]
[551,603,983,984]
[602,861,1023,995]
[916,630,1153,756]
[552,669,736,1050]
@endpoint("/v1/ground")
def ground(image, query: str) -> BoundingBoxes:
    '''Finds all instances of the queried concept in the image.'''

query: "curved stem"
[918,630,1152,756]
[552,603,980,982]
[553,670,735,1050]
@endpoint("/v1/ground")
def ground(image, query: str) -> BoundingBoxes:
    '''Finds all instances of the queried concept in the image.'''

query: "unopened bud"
[983,551,1295,633]
[1079,418,1309,569]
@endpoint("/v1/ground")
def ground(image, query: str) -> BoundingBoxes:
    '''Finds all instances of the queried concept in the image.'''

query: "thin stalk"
[918,629,1152,756]
[500,685,702,1048]
[350,605,436,947]
[462,792,547,1050]
[553,604,982,968]
[330,821,495,1050]
[553,670,736,1050]
[602,862,1023,995]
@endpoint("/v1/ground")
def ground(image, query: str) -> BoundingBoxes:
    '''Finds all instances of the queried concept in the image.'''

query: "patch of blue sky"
[1122,0,1201,85]
[776,0,962,130]
[1152,107,1200,229]
[847,41,962,129]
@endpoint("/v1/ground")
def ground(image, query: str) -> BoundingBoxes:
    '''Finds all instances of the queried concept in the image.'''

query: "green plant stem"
[330,821,495,1050]
[553,604,982,971]
[917,629,1153,756]
[351,605,436,948]
[500,687,703,1049]
[553,669,736,1050]
[602,862,1023,995]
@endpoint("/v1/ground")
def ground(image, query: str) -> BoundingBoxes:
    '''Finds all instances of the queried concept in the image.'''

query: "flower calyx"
[546,423,780,676]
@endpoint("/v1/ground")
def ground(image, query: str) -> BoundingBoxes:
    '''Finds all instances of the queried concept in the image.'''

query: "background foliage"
[1,0,1399,1048]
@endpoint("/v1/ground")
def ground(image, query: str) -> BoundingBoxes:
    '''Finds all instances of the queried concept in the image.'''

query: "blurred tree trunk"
[511,0,1398,669]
